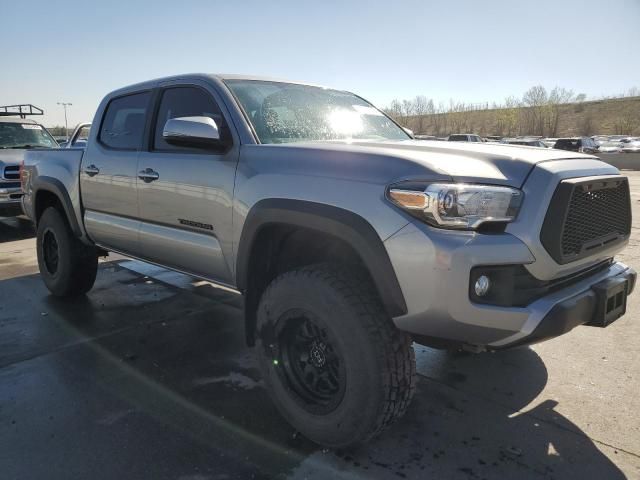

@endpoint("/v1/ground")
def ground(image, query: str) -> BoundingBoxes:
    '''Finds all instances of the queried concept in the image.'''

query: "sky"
[1,0,639,128]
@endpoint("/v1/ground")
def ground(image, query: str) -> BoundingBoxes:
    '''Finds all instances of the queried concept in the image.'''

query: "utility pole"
[57,102,72,138]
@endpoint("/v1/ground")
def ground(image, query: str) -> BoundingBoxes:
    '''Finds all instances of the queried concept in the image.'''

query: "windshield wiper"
[5,144,45,149]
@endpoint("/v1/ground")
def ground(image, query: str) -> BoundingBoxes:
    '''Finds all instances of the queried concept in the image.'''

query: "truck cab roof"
[0,117,39,124]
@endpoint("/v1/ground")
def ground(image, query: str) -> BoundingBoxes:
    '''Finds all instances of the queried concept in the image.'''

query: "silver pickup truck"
[21,74,636,447]
[0,112,58,216]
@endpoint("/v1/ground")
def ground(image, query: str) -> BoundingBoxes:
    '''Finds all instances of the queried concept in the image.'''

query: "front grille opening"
[562,183,630,257]
[541,177,631,264]
[3,166,20,180]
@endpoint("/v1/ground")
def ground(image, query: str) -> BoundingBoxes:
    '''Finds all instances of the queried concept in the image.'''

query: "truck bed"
[22,148,85,236]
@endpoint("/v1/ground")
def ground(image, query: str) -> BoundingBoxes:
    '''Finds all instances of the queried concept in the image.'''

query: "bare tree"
[385,85,639,137]
[522,86,548,136]
[579,114,595,136]
[613,105,639,135]
[386,99,403,122]
[547,87,575,136]
[494,96,520,136]
[412,95,430,133]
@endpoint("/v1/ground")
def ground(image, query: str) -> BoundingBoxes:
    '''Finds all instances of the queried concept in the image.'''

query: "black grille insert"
[3,165,20,180]
[541,177,631,264]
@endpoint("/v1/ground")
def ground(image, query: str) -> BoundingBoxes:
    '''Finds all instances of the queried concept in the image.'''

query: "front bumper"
[495,267,636,349]
[0,186,23,217]
[384,221,635,349]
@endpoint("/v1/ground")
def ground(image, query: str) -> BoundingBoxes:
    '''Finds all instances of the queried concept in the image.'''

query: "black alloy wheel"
[277,310,346,414]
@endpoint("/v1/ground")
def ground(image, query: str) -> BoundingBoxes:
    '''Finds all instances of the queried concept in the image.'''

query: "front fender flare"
[236,199,407,318]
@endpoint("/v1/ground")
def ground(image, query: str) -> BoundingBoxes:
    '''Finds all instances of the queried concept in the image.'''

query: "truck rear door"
[135,82,239,285]
[80,91,151,257]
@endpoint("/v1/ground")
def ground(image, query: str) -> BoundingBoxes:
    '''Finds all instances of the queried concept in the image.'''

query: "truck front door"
[136,83,239,285]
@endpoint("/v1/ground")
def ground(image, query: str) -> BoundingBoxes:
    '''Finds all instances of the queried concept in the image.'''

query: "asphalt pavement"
[1,173,640,480]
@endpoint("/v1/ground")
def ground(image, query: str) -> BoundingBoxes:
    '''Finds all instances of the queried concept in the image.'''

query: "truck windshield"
[0,122,58,149]
[226,80,410,144]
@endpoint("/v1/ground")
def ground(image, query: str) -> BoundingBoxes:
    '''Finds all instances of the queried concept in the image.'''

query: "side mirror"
[163,116,221,148]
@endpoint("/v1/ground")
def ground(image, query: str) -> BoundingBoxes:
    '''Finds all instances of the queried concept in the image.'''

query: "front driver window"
[153,87,229,151]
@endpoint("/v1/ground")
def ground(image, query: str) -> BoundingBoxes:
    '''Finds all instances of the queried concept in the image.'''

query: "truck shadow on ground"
[0,261,627,479]
[0,216,35,242]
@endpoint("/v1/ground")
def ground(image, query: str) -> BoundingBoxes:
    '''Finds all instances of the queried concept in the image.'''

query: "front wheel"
[36,207,98,297]
[255,264,416,448]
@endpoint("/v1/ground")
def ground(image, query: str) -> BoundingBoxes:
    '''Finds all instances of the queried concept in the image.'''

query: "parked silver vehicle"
[502,137,548,148]
[448,133,483,142]
[0,107,58,216]
[621,139,640,153]
[63,123,91,149]
[598,141,624,153]
[21,74,636,447]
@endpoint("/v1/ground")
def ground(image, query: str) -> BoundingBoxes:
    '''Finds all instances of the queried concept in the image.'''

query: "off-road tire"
[36,207,98,297]
[255,263,416,448]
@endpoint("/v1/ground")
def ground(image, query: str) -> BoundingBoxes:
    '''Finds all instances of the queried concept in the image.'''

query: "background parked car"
[542,138,558,148]
[598,141,624,153]
[553,137,599,154]
[502,138,548,148]
[53,135,68,146]
[622,139,640,153]
[448,133,483,142]
[63,123,91,148]
[0,108,58,217]
[612,135,633,143]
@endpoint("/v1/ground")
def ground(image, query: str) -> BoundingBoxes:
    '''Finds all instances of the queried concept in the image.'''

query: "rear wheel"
[36,207,98,297]
[255,264,416,448]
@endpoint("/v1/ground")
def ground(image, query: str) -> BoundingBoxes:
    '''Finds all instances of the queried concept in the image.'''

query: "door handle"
[84,165,100,177]
[138,168,159,183]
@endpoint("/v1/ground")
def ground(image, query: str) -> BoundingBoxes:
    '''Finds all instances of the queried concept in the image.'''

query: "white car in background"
[621,139,640,153]
[502,138,548,148]
[598,141,623,153]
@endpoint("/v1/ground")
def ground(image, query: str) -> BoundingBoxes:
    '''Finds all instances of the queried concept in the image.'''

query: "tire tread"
[259,263,416,444]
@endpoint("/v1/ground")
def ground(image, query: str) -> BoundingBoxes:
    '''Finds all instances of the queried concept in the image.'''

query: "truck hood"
[0,149,28,168]
[280,139,596,187]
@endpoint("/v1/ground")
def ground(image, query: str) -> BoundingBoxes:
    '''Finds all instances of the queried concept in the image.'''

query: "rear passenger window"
[99,92,150,150]
[153,86,230,151]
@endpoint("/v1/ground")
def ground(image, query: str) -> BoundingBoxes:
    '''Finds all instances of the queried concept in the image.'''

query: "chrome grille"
[3,165,20,180]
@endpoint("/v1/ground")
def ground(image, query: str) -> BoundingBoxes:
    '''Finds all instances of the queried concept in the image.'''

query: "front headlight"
[387,183,523,230]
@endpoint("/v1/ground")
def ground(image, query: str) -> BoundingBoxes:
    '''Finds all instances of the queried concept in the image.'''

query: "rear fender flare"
[32,176,82,237]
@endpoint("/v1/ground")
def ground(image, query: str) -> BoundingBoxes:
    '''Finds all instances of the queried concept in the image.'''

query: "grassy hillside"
[401,96,640,137]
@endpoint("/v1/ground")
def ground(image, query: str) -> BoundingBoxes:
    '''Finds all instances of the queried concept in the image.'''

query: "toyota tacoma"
[21,74,636,447]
